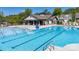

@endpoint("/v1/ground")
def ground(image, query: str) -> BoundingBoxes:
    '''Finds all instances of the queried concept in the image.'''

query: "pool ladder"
[43,40,55,51]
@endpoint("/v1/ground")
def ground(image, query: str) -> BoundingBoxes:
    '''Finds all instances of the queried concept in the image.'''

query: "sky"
[0,7,71,16]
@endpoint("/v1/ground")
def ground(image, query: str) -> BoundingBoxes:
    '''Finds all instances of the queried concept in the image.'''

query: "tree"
[71,8,76,22]
[19,9,32,21]
[0,12,5,23]
[75,7,79,13]
[53,8,62,24]
[5,9,32,25]
[63,8,73,14]
[64,8,77,22]
[64,7,79,14]
[53,8,62,16]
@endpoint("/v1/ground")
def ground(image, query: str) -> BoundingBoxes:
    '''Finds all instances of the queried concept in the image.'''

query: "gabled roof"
[24,14,54,21]
[24,15,37,20]
[32,14,52,20]
[49,16,56,19]
[25,14,73,21]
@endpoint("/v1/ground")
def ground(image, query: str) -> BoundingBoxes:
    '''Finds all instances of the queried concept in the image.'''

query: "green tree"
[63,8,73,14]
[64,7,79,14]
[19,9,32,21]
[6,9,32,25]
[53,8,62,24]
[53,8,62,16]
[0,12,5,23]
[71,8,76,22]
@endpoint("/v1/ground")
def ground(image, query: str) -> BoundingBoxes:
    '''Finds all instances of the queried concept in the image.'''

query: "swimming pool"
[0,26,79,51]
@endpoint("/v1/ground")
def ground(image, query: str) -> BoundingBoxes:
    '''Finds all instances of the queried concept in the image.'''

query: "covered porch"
[24,20,45,25]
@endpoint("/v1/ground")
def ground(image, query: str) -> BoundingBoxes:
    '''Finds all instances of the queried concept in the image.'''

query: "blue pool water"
[0,26,79,51]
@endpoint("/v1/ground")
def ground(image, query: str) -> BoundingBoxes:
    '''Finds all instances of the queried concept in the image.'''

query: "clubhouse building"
[24,14,72,25]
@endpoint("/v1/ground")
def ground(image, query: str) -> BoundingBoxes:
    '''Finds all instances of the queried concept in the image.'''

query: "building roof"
[24,14,53,21]
[24,15,37,21]
[32,14,52,20]
[24,14,72,21]
[49,16,56,19]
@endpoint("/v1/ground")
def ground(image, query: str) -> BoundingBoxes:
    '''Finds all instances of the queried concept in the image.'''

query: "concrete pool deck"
[8,25,79,30]
[46,44,79,51]
[8,24,63,30]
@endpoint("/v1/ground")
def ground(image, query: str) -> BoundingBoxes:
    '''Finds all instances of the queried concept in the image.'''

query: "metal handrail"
[43,40,54,51]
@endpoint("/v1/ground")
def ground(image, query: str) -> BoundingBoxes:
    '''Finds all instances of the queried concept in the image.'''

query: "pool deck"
[46,44,79,51]
[8,25,79,30]
[8,24,63,30]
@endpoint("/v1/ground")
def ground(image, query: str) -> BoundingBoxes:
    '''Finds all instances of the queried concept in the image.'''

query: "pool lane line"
[11,29,58,49]
[0,50,3,51]
[11,30,54,49]
[2,34,27,44]
[1,28,47,44]
[33,30,65,51]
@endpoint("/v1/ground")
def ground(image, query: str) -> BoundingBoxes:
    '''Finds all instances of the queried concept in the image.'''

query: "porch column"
[43,21,45,25]
[39,21,40,25]
[42,21,44,25]
[37,21,40,25]
[33,21,35,25]
[28,20,30,25]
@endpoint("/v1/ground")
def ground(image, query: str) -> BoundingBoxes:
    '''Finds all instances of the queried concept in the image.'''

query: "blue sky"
[0,7,71,16]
